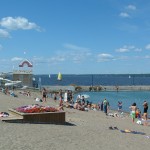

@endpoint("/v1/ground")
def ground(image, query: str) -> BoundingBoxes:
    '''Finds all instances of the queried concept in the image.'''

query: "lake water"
[33,74,150,87]
[33,74,150,116]
[74,91,150,116]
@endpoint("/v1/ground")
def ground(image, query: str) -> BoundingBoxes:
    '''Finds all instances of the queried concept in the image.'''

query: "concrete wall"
[80,85,150,91]
[40,85,150,92]
[41,85,75,92]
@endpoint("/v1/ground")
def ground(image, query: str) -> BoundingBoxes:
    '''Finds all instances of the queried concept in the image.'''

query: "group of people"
[68,96,110,112]
[129,101,149,125]
[41,89,112,115]
[19,90,31,97]
[1,87,17,97]
[41,87,149,125]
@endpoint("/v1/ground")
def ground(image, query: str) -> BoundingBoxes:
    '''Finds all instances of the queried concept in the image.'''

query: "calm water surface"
[74,91,150,115]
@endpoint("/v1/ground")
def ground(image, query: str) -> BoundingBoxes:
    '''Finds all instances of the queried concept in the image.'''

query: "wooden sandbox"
[1,108,65,124]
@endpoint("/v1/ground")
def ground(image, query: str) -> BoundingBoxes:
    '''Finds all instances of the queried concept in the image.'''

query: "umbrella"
[77,94,90,99]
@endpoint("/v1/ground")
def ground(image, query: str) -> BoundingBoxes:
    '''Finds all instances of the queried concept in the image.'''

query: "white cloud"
[116,45,141,53]
[116,45,130,52]
[145,44,150,50]
[116,48,129,53]
[0,29,10,38]
[119,12,130,18]
[97,53,113,62]
[119,5,136,19]
[0,17,40,31]
[126,5,136,11]
[11,57,23,61]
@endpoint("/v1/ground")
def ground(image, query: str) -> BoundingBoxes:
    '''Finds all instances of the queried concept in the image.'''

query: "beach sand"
[0,90,150,150]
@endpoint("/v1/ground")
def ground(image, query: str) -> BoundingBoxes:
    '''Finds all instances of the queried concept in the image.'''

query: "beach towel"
[120,129,145,135]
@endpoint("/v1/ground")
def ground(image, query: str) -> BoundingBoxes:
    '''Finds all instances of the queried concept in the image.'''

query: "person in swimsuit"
[129,102,137,123]
[118,101,122,112]
[42,87,47,102]
[143,101,148,125]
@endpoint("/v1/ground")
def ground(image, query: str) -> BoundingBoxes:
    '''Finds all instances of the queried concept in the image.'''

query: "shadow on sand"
[1,119,76,126]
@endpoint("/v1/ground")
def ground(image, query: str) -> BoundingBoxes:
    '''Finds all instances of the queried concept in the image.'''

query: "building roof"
[19,59,33,67]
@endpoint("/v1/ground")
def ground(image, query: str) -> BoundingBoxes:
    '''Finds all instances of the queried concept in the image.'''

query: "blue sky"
[1,0,150,74]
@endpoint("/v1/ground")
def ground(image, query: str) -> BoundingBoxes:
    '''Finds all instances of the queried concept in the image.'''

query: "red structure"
[19,60,33,67]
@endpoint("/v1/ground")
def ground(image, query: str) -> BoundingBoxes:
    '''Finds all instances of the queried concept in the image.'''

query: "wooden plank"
[0,113,23,123]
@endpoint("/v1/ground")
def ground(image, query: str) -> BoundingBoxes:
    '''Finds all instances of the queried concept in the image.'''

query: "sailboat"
[57,72,62,81]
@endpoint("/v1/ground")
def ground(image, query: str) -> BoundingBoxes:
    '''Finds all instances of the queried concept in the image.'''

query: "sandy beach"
[0,90,150,150]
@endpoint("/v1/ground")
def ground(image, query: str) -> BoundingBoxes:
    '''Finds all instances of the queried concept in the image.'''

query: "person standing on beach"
[129,102,137,123]
[118,101,122,112]
[101,101,103,111]
[59,89,63,98]
[143,101,148,125]
[81,96,85,105]
[53,93,57,102]
[103,98,108,115]
[42,87,47,102]
[59,95,64,110]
